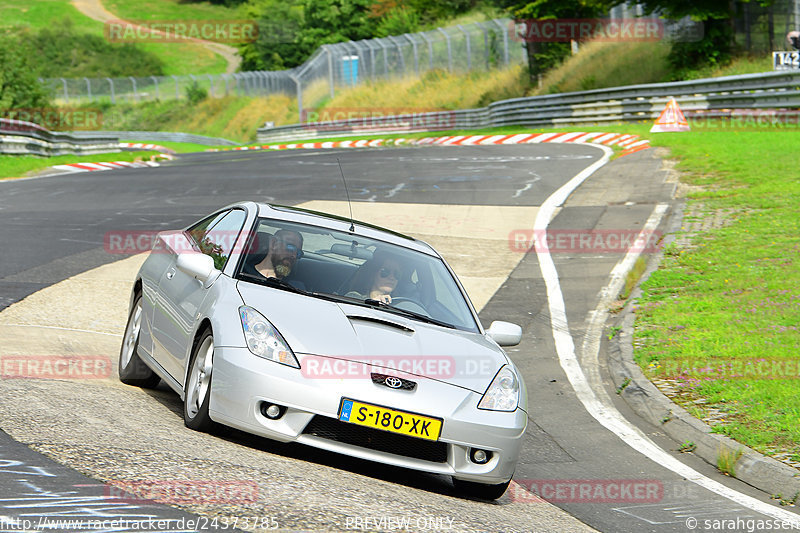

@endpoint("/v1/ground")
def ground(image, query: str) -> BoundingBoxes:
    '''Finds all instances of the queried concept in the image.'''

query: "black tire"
[118,294,160,388]
[183,328,217,432]
[453,478,511,500]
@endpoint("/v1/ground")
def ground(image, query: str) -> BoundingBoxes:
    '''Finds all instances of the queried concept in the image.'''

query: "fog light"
[260,402,284,420]
[470,448,492,464]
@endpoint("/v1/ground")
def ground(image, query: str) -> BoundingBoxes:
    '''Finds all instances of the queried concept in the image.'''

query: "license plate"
[339,398,442,441]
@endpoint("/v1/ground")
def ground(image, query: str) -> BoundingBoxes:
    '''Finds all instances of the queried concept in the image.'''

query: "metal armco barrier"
[69,131,239,146]
[0,119,119,156]
[257,70,800,142]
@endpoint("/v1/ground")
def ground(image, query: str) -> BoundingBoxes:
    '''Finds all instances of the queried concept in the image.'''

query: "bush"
[7,19,164,79]
[0,33,51,112]
[375,7,420,37]
[185,82,208,104]
[668,18,733,79]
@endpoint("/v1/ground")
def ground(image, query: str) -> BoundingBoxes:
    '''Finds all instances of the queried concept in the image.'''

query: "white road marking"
[513,175,541,198]
[0,324,122,337]
[385,183,405,198]
[534,144,800,525]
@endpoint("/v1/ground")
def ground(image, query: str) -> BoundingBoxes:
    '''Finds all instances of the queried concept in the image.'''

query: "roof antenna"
[337,158,355,233]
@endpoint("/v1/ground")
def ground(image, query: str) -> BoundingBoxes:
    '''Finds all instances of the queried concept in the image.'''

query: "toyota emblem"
[384,376,403,389]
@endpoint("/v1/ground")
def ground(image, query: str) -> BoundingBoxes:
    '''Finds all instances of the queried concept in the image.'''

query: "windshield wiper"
[363,299,455,329]
[239,273,308,295]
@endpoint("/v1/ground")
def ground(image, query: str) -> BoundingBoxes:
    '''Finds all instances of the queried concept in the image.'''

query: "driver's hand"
[379,294,392,304]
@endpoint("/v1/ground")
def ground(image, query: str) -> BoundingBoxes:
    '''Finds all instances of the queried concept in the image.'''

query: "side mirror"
[176,253,218,285]
[486,321,522,347]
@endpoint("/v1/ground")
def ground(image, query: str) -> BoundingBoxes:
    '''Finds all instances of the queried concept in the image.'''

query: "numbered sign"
[773,51,800,70]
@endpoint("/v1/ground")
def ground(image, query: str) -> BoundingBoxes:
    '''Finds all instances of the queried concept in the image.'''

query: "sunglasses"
[276,239,303,258]
[378,267,401,279]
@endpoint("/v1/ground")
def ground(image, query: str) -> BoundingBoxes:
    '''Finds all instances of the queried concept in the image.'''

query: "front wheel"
[183,328,217,432]
[453,478,511,500]
[118,294,160,388]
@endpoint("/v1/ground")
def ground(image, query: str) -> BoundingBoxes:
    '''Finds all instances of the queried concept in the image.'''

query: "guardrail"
[257,70,800,142]
[69,131,239,146]
[0,119,119,156]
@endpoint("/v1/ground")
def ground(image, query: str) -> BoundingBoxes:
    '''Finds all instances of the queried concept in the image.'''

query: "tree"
[239,0,378,71]
[239,0,306,70]
[634,0,735,76]
[489,0,621,82]
[0,33,51,112]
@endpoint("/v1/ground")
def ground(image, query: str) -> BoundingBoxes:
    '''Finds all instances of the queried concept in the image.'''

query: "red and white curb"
[214,132,650,157]
[411,132,651,156]
[50,160,162,174]
[119,142,175,155]
[218,139,387,151]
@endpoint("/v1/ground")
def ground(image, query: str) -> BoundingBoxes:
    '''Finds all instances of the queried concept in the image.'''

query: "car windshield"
[235,217,479,332]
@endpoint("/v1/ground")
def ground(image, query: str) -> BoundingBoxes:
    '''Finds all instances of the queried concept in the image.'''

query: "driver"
[345,251,404,304]
[255,229,303,279]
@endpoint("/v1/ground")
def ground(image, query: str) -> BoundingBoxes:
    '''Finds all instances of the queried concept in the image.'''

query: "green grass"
[104,0,242,22]
[533,41,776,96]
[621,256,648,300]
[717,447,743,477]
[634,127,800,458]
[121,140,219,154]
[0,151,158,180]
[0,0,106,33]
[93,94,295,143]
[135,41,228,75]
[535,40,673,95]
[0,0,229,75]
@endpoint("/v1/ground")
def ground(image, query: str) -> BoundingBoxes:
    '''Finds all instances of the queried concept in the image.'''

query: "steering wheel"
[389,297,429,315]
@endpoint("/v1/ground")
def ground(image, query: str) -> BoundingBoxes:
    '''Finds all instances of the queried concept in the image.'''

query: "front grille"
[302,416,448,463]
[371,372,417,391]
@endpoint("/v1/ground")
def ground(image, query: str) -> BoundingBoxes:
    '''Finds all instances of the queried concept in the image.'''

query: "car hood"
[237,282,508,393]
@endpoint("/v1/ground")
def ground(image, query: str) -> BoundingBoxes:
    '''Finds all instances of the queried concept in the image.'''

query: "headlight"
[478,365,519,411]
[239,306,299,368]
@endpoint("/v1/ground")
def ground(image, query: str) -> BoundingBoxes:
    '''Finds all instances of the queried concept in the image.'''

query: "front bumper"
[210,347,526,485]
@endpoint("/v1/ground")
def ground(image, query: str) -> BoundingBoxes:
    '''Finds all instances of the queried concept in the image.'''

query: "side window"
[187,212,225,246]
[188,209,247,270]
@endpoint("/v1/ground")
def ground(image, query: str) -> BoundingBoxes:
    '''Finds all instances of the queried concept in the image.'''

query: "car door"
[150,208,247,382]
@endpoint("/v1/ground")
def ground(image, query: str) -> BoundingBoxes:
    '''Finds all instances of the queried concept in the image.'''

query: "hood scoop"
[347,314,415,333]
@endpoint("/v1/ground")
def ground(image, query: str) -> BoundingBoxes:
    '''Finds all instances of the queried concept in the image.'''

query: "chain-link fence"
[609,0,800,53]
[733,0,800,53]
[40,18,522,115]
[39,2,800,116]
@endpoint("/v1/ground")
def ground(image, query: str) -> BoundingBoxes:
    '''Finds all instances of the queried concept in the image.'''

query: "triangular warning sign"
[650,97,690,132]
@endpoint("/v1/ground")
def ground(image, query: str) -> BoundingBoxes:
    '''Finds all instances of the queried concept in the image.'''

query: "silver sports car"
[120,201,527,499]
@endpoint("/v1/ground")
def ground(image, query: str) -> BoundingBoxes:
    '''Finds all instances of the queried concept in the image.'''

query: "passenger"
[345,251,404,304]
[254,229,304,279]
[788,31,800,50]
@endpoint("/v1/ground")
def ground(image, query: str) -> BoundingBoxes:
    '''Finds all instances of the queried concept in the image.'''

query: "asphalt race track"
[1,145,798,532]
